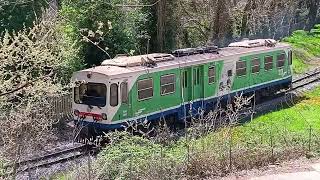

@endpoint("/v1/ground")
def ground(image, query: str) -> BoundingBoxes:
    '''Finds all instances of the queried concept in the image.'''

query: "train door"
[193,66,204,100]
[181,68,192,102]
[109,79,132,122]
[218,60,234,97]
[181,66,204,102]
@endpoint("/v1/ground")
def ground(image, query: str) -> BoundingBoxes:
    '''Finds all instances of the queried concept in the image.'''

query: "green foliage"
[0,21,83,172]
[310,24,320,35]
[93,132,162,179]
[233,87,320,145]
[283,24,320,73]
[0,159,5,177]
[55,23,84,84]
[0,20,82,106]
[59,0,150,66]
[0,0,47,33]
[291,47,311,74]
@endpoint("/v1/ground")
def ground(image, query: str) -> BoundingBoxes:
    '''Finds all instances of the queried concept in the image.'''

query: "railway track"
[291,68,320,91]
[252,68,320,117]
[6,143,90,174]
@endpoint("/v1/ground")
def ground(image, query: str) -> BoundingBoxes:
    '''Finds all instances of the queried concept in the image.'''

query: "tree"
[0,0,48,33]
[306,0,319,30]
[0,19,82,176]
[60,0,150,66]
[168,0,320,48]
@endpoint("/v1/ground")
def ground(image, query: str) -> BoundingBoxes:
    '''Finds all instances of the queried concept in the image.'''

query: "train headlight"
[74,109,80,116]
[101,113,107,120]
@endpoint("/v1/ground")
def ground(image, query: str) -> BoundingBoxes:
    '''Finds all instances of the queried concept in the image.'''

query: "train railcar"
[71,39,292,132]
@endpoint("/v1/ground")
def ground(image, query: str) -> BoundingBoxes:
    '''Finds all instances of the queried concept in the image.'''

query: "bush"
[0,20,82,177]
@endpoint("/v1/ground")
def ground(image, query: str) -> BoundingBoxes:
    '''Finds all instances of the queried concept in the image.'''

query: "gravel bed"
[16,154,94,180]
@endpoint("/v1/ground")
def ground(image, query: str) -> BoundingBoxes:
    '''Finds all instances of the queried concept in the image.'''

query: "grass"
[283,25,320,74]
[230,88,320,148]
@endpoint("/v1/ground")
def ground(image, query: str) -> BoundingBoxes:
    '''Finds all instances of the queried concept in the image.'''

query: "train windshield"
[74,82,107,107]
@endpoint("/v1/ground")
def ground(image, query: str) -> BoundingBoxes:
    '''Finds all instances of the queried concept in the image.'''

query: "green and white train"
[72,39,292,130]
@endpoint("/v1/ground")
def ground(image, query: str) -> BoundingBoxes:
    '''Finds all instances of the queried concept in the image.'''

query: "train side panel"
[111,60,225,123]
[110,49,292,125]
[232,49,292,92]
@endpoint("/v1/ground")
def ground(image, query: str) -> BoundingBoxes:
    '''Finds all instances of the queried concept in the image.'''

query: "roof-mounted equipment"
[172,45,219,57]
[101,53,174,67]
[196,45,219,54]
[172,48,197,57]
[228,39,277,48]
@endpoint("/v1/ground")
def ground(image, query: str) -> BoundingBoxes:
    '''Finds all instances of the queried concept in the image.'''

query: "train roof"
[78,40,291,77]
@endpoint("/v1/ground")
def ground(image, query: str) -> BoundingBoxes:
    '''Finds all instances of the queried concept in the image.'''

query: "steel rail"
[292,68,320,84]
[291,69,320,91]
[5,143,89,174]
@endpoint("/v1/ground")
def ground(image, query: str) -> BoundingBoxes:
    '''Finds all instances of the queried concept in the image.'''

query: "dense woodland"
[0,0,320,178]
[1,0,319,66]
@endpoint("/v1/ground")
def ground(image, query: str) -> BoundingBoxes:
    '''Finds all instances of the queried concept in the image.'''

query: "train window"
[264,56,273,70]
[74,82,106,107]
[228,70,233,77]
[251,58,260,73]
[277,53,286,68]
[137,78,153,100]
[208,66,215,84]
[193,68,200,85]
[197,68,200,84]
[160,74,175,95]
[183,71,188,88]
[288,50,293,65]
[110,83,118,107]
[120,82,128,103]
[236,61,247,76]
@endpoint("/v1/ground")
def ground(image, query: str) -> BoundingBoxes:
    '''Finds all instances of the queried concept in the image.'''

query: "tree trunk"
[306,0,319,30]
[240,0,251,38]
[212,0,231,46]
[157,0,166,52]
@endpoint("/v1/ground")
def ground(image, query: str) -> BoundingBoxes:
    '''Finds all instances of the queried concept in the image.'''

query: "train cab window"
[74,82,107,107]
[110,83,119,107]
[120,82,128,103]
[160,74,175,95]
[236,61,247,76]
[137,78,153,100]
[264,56,273,70]
[277,53,286,68]
[208,66,215,84]
[251,58,260,73]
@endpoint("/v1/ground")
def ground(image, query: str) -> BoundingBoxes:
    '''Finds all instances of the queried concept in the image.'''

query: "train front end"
[71,67,112,135]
